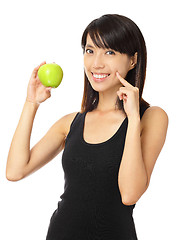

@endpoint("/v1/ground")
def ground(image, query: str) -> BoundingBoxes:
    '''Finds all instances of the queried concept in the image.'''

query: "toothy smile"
[92,73,110,79]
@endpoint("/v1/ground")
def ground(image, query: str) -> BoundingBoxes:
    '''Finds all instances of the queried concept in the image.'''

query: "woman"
[6,14,168,239]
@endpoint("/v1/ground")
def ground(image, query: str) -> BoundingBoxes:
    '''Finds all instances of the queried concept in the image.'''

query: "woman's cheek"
[116,66,129,79]
[84,66,88,76]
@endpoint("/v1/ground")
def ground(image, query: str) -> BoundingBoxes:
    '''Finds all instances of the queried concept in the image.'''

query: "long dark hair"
[80,14,150,113]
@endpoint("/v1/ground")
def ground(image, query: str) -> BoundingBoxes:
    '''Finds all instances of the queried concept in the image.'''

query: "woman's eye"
[85,49,93,54]
[106,51,115,55]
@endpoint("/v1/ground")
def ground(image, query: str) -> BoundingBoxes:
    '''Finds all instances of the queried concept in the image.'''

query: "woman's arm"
[6,62,52,181]
[118,106,169,205]
[6,62,79,182]
[6,101,78,181]
[6,100,39,180]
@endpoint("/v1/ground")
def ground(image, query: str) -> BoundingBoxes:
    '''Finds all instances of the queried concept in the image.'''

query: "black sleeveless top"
[46,105,150,240]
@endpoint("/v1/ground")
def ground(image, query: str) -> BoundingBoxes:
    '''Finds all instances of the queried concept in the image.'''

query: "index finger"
[116,71,133,88]
[32,61,46,77]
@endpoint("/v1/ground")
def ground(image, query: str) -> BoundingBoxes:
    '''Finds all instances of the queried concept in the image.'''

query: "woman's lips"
[91,72,110,82]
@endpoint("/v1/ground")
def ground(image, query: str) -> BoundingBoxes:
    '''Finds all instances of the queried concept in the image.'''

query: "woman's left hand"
[116,71,140,119]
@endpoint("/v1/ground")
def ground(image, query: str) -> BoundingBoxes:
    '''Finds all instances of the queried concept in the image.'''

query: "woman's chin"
[88,81,104,91]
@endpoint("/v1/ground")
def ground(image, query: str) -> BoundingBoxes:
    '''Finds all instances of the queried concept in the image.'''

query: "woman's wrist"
[25,98,40,108]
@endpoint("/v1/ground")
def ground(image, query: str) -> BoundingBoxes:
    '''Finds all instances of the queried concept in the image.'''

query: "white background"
[0,0,175,239]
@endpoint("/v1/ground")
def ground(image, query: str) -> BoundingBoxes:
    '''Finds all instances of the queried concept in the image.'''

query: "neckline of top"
[81,111,128,146]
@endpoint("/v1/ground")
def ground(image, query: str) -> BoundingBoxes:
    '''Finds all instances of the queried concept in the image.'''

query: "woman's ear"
[129,52,138,70]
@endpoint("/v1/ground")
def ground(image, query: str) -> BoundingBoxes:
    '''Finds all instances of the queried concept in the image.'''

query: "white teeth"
[93,74,109,79]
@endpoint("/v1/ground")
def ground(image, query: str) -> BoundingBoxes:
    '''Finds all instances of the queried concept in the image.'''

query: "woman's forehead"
[85,33,107,49]
[85,34,95,46]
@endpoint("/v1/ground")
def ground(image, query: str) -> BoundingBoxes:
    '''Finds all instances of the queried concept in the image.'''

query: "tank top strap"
[140,104,150,119]
[69,111,81,129]
[65,111,85,142]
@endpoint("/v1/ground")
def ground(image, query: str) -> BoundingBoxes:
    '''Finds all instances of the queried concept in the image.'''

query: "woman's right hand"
[26,61,52,104]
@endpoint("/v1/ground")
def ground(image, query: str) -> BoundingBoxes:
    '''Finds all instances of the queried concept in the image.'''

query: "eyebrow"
[85,43,114,51]
[85,44,94,48]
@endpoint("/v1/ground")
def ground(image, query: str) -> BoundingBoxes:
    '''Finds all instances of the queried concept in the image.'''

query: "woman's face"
[84,34,135,91]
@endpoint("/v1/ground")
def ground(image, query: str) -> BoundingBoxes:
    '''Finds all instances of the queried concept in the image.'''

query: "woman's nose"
[92,55,105,69]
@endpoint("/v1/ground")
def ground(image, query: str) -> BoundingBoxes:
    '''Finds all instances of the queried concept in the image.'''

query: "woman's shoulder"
[141,105,169,132]
[142,105,168,118]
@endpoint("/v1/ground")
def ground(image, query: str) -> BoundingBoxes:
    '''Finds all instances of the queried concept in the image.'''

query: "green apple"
[38,63,63,88]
